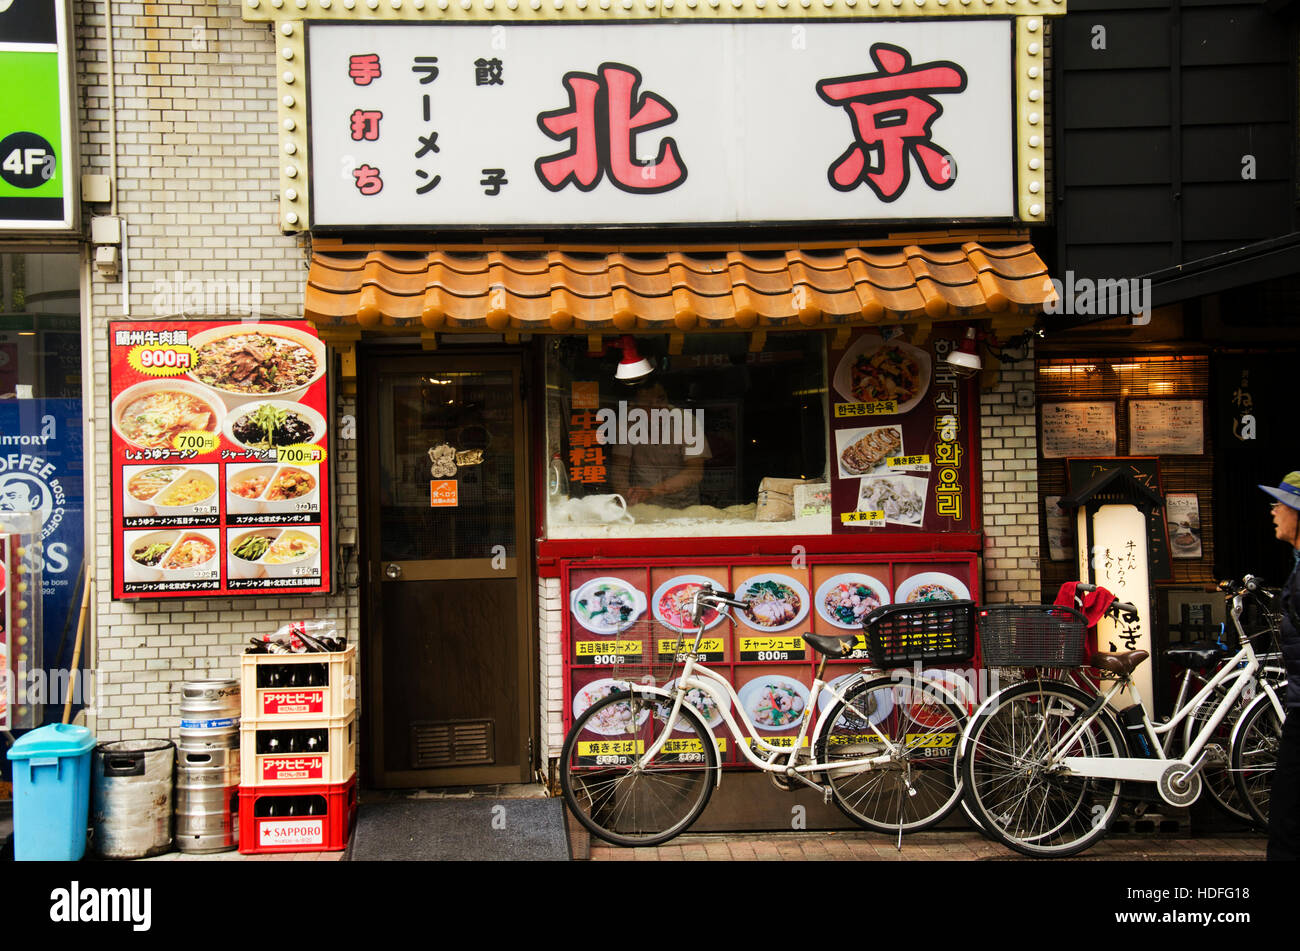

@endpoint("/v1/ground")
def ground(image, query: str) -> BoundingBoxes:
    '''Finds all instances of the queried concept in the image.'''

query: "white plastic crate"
[240,645,355,721]
[239,713,356,787]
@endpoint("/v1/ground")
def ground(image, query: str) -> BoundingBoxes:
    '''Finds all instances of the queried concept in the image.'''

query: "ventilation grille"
[409,720,495,769]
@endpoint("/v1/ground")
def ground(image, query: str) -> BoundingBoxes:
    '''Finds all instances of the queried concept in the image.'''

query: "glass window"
[545,333,828,538]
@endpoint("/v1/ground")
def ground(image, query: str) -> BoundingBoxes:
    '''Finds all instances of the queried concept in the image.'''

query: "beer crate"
[240,645,356,721]
[237,776,357,854]
[239,713,356,787]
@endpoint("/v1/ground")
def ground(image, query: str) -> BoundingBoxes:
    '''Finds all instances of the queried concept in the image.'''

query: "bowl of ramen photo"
[147,467,218,517]
[126,529,219,582]
[123,465,188,517]
[185,323,326,409]
[112,379,225,453]
[229,527,321,579]
[223,400,326,455]
[226,463,319,515]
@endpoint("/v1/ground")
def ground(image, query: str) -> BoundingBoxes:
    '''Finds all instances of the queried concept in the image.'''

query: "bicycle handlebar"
[1072,582,1139,620]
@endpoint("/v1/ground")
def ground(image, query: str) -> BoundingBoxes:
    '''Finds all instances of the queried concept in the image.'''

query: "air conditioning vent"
[409,719,495,768]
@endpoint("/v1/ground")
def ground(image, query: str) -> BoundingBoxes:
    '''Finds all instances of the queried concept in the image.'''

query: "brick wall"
[978,346,1042,603]
[76,0,361,741]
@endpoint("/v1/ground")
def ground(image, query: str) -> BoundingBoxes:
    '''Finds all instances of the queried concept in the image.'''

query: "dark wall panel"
[1064,128,1172,185]
[1060,70,1173,128]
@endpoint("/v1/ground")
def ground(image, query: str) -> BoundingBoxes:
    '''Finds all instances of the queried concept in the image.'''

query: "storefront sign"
[306,20,1014,228]
[0,0,75,230]
[107,320,333,599]
[828,330,976,534]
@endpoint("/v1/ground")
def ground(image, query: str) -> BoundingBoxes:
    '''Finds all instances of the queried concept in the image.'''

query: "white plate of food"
[735,574,810,632]
[815,573,892,630]
[228,527,321,579]
[856,475,928,527]
[894,572,971,603]
[227,463,320,515]
[111,379,225,452]
[224,400,326,454]
[186,323,326,409]
[836,425,904,478]
[652,575,729,633]
[571,678,648,736]
[738,675,810,732]
[662,679,728,731]
[832,334,932,414]
[570,576,647,634]
[125,529,220,582]
[124,465,218,517]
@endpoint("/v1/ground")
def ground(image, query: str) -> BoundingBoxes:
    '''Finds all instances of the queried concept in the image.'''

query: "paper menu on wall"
[1040,402,1117,459]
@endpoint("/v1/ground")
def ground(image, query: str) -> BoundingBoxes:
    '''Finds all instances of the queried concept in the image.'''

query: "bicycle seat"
[1090,650,1150,677]
[1164,642,1226,670]
[803,632,858,658]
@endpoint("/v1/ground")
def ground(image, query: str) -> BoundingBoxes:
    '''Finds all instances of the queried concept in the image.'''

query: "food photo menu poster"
[828,329,977,534]
[108,320,332,599]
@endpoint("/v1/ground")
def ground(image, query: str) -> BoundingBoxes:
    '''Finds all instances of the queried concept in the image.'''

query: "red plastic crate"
[237,776,357,854]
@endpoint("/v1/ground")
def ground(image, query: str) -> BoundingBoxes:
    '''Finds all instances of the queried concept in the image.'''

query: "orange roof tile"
[304,240,1056,333]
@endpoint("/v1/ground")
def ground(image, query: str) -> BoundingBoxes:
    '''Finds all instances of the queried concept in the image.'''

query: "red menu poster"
[108,320,332,599]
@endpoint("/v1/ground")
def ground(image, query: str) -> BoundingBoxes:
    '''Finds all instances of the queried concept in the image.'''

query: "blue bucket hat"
[1260,471,1300,511]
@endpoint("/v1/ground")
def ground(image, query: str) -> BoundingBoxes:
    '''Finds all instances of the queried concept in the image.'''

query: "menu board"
[561,556,978,767]
[1040,402,1117,459]
[827,329,977,534]
[1129,399,1205,456]
[108,320,332,599]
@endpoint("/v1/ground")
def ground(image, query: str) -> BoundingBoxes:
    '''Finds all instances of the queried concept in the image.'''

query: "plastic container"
[6,723,96,861]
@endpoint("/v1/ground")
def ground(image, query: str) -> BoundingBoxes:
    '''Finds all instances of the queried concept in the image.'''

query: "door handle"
[384,563,402,580]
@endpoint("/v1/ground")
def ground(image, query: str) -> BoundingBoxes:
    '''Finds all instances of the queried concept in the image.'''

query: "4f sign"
[0,0,77,230]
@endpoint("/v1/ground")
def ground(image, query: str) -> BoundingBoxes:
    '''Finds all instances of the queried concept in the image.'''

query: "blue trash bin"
[6,723,96,861]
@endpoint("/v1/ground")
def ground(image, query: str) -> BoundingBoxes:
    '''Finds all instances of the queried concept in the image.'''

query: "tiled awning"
[304,236,1057,335]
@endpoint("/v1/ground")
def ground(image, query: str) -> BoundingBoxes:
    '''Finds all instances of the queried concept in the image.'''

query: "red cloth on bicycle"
[1055,583,1117,651]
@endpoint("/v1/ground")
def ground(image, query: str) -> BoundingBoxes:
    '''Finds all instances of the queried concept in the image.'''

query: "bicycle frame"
[640,655,901,789]
[1033,608,1284,788]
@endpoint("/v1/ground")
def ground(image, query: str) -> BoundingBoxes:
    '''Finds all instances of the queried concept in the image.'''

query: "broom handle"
[61,575,91,725]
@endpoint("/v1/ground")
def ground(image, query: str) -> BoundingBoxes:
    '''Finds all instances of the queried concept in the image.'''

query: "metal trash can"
[90,740,175,859]
[6,723,96,861]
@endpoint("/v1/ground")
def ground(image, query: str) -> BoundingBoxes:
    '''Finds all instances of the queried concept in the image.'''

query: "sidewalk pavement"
[584,828,1267,861]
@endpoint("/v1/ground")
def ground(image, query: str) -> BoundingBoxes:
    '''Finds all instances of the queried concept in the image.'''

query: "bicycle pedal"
[823,785,833,805]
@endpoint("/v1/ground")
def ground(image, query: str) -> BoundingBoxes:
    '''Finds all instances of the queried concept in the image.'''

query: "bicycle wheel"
[814,672,966,834]
[559,688,717,847]
[1183,678,1254,823]
[1231,693,1285,828]
[961,679,1125,858]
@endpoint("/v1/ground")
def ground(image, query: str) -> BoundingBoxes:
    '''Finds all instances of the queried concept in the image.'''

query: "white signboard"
[306,20,1015,228]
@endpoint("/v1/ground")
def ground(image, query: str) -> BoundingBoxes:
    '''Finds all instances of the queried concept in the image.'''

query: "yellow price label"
[576,740,643,757]
[657,638,724,654]
[276,443,327,465]
[834,400,899,418]
[739,636,804,652]
[745,735,809,749]
[170,429,218,454]
[126,344,198,377]
[885,454,931,468]
[575,640,642,656]
[841,510,886,525]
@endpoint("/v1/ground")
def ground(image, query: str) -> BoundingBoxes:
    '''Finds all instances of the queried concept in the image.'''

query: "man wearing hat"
[1262,472,1300,860]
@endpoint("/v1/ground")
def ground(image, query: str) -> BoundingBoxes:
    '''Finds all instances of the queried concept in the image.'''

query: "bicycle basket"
[861,600,976,667]
[603,618,688,690]
[978,604,1089,667]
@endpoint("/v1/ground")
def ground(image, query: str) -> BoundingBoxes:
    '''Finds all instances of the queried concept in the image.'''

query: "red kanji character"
[348,54,382,86]
[349,109,383,142]
[536,63,686,194]
[816,44,967,202]
[352,164,383,195]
